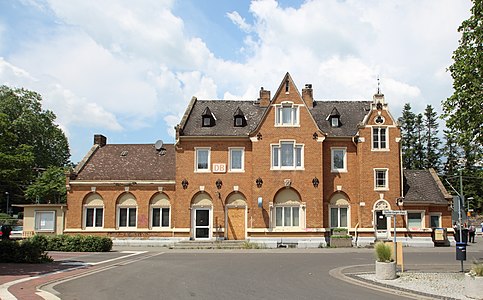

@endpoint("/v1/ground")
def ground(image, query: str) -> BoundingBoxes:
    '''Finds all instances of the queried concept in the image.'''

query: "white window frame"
[331,117,339,127]
[151,207,171,228]
[329,206,349,228]
[407,211,425,230]
[228,147,244,172]
[34,211,55,232]
[274,205,301,228]
[117,207,137,228]
[195,147,211,172]
[331,147,347,173]
[271,141,304,170]
[372,126,389,151]
[84,207,104,228]
[374,168,389,190]
[429,213,442,228]
[275,102,300,127]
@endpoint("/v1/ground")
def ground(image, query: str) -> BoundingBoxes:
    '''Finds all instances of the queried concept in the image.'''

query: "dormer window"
[201,107,215,127]
[327,107,341,128]
[331,117,340,127]
[233,107,247,127]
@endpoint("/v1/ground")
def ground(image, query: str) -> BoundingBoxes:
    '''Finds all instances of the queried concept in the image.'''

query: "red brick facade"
[65,73,452,247]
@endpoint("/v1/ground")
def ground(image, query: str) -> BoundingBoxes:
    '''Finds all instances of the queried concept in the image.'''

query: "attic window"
[120,150,128,157]
[233,107,247,127]
[201,107,215,127]
[331,117,340,127]
[285,80,289,93]
[328,107,341,128]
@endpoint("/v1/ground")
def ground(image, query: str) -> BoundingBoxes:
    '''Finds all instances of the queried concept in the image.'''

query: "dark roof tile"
[75,144,175,181]
[403,169,450,204]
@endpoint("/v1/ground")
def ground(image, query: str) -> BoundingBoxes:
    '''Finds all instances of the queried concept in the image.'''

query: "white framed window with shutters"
[35,211,55,232]
[229,147,244,172]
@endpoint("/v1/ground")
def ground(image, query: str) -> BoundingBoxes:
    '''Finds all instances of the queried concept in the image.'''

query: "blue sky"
[0,0,472,163]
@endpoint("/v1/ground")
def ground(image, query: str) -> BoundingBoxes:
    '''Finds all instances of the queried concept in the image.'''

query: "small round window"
[374,116,385,124]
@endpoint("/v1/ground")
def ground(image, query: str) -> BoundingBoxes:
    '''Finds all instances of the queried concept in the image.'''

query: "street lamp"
[5,192,9,215]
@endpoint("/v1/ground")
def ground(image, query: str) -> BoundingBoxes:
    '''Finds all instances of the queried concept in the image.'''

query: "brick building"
[64,73,452,247]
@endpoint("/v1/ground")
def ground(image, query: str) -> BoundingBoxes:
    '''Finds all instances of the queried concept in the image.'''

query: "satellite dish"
[155,140,163,151]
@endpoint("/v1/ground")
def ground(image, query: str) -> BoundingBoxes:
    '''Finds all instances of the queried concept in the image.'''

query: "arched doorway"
[225,193,247,240]
[373,199,391,240]
[191,192,213,240]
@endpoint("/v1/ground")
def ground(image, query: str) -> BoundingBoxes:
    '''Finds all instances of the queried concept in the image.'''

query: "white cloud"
[227,11,252,33]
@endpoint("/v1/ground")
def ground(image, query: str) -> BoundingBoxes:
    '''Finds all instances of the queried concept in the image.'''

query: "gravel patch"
[356,272,471,300]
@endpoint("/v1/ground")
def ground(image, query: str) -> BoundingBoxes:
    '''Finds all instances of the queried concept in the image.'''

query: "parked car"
[10,225,23,239]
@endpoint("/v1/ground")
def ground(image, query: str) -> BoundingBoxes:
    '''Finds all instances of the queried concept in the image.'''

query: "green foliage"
[443,0,483,165]
[25,166,67,203]
[29,234,113,252]
[0,86,70,208]
[413,114,425,170]
[0,239,52,263]
[469,260,483,277]
[399,103,417,169]
[242,241,265,249]
[423,105,441,171]
[374,242,393,262]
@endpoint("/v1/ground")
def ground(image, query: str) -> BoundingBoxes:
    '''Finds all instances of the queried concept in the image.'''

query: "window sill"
[228,170,245,173]
[194,170,211,173]
[274,124,301,128]
[331,169,348,173]
[371,149,390,152]
[374,188,389,191]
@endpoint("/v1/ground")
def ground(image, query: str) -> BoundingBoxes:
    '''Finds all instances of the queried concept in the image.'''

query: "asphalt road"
[51,244,483,300]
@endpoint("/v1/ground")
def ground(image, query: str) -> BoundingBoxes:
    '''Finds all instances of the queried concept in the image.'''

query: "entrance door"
[194,209,210,239]
[375,210,389,239]
[227,207,246,240]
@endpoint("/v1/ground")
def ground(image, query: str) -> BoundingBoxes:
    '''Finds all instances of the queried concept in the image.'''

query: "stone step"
[170,240,247,249]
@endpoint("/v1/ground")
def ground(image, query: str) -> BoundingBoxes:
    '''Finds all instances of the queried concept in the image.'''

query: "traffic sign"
[383,210,407,216]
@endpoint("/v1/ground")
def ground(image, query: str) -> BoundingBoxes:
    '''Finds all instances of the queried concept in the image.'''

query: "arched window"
[150,193,170,228]
[83,193,104,228]
[329,193,350,228]
[117,193,137,228]
[273,188,303,228]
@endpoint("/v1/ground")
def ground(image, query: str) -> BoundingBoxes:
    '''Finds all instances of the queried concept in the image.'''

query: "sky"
[0,0,472,164]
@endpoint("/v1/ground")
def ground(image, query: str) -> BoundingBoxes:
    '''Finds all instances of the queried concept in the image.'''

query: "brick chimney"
[258,87,271,107]
[94,134,107,147]
[302,84,314,108]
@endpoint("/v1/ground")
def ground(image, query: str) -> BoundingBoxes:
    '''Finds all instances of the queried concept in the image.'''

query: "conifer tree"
[398,103,416,169]
[423,105,441,170]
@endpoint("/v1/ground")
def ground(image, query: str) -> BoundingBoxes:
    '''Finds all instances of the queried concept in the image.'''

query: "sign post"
[383,210,407,269]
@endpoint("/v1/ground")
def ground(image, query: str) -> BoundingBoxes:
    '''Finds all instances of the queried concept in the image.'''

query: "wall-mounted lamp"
[257,132,263,140]
[256,177,263,188]
[396,197,404,206]
[216,179,223,189]
[313,132,318,140]
[182,178,189,190]
[312,177,319,188]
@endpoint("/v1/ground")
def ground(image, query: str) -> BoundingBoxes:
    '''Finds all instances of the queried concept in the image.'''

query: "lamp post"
[5,192,9,215]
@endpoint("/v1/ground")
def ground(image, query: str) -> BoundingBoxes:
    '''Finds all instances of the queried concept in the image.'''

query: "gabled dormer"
[327,107,341,128]
[202,107,216,127]
[234,107,247,127]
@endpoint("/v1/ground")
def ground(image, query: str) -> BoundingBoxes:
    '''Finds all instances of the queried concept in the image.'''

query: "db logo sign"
[212,163,226,173]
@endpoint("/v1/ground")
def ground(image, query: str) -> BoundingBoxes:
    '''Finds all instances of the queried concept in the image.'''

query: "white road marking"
[0,251,148,300]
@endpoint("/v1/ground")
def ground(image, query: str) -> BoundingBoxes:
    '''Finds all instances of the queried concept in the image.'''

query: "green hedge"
[0,239,52,263]
[31,235,113,252]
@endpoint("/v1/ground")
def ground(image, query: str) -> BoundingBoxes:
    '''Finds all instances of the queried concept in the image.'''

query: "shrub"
[374,242,393,262]
[39,235,112,252]
[469,260,483,277]
[0,239,52,263]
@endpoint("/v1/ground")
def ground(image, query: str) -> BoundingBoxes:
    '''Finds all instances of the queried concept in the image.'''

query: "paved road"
[8,240,477,300]
[52,247,476,300]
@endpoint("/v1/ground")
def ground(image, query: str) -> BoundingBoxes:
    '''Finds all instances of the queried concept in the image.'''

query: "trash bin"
[456,242,466,261]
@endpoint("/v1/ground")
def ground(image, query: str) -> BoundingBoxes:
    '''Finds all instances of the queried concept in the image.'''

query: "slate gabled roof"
[75,144,175,181]
[403,169,452,205]
[310,101,372,137]
[181,100,266,136]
